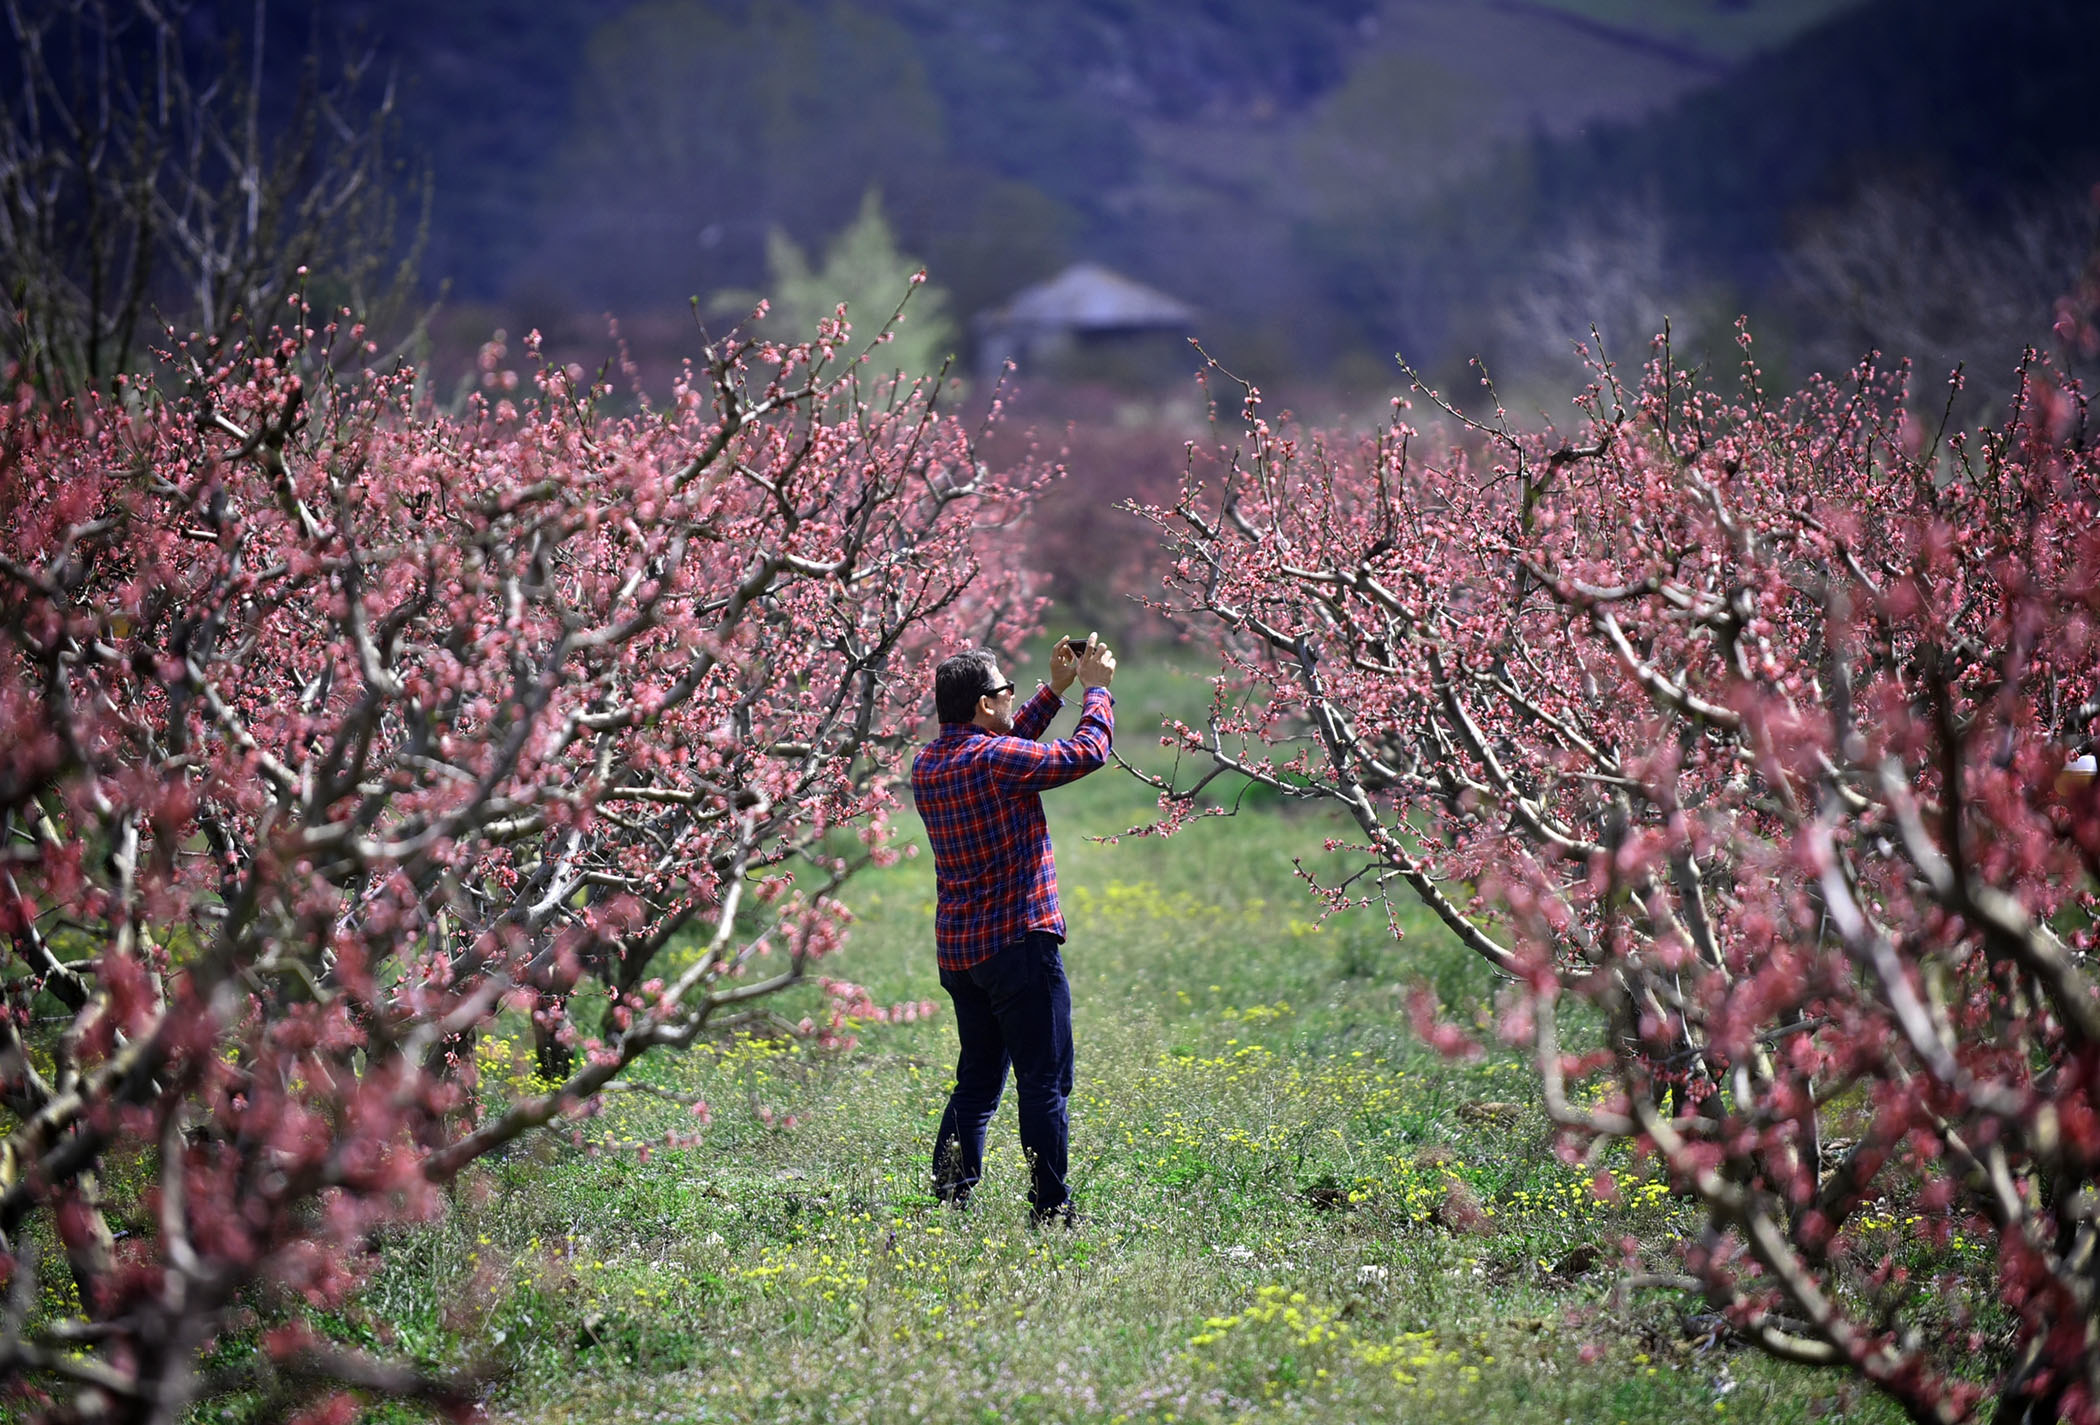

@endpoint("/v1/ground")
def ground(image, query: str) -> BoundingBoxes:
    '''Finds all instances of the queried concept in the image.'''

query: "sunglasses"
[981,680,1015,700]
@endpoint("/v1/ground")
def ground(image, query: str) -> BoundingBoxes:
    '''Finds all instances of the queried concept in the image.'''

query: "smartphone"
[1063,635,1092,655]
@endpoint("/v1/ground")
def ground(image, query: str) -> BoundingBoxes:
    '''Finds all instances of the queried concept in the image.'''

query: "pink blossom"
[0,307,1040,1417]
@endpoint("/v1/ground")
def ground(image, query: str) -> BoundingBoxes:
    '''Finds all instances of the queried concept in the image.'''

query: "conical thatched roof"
[990,263,1196,331]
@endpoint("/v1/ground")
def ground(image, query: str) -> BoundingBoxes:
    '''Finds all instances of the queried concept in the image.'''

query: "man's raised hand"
[1078,636,1116,689]
[1050,634,1087,694]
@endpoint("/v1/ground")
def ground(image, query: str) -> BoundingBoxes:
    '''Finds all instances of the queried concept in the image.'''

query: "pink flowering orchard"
[0,300,1033,1420]
[1142,334,2100,1423]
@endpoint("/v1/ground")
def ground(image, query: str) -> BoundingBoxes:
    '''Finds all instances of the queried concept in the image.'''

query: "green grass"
[337,654,1905,1424]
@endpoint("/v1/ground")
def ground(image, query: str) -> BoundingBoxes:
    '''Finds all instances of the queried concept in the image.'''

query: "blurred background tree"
[0,0,425,399]
[711,190,957,383]
[21,0,2100,409]
[527,1,948,313]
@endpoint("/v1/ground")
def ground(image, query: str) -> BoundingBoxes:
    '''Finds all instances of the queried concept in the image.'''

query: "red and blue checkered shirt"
[910,684,1115,971]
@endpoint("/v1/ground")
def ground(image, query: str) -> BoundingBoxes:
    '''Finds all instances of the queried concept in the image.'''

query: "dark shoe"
[1029,1202,1080,1229]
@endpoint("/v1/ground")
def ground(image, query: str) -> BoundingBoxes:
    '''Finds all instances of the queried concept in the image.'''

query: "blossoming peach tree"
[0,297,1034,1420]
[1138,332,2100,1424]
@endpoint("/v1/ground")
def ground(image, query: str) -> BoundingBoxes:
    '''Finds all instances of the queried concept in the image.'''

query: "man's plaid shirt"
[910,684,1115,971]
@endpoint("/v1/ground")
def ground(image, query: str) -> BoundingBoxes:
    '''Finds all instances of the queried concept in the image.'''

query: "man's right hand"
[1078,639,1116,689]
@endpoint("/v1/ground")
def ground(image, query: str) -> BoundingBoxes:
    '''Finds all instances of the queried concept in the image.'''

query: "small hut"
[974,263,1198,385]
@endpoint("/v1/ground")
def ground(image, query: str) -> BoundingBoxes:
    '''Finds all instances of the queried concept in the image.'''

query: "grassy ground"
[347,655,1904,1424]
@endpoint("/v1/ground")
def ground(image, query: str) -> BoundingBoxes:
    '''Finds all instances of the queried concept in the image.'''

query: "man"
[910,635,1117,1224]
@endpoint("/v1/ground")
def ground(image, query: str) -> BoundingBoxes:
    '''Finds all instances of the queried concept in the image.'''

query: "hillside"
[1300,0,2100,392]
[167,0,2087,391]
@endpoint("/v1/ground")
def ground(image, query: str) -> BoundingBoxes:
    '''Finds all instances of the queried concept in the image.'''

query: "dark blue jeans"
[933,931,1074,1218]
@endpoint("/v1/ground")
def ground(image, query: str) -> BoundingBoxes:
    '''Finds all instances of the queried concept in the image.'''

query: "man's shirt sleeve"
[986,687,1114,792]
[1010,685,1061,741]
